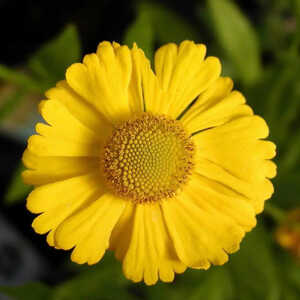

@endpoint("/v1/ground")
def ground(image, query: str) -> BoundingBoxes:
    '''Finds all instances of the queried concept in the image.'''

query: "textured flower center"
[103,113,194,203]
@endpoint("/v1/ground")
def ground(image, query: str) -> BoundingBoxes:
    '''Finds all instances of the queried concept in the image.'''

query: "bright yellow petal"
[128,44,146,113]
[28,172,105,246]
[45,80,112,138]
[154,41,221,118]
[144,204,186,283]
[121,204,186,285]
[161,192,245,269]
[122,205,145,283]
[66,42,133,124]
[191,115,276,180]
[193,157,276,214]
[54,193,125,265]
[185,174,257,231]
[27,171,104,214]
[181,78,253,134]
[22,149,99,185]
[129,44,166,115]
[37,99,101,143]
[109,202,136,261]
[27,134,100,157]
[192,116,276,212]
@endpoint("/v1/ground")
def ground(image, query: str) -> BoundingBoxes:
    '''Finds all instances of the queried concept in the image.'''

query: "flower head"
[23,41,276,285]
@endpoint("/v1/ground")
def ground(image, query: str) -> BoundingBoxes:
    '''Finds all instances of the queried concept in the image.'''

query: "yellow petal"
[109,202,136,261]
[29,172,105,247]
[144,204,186,283]
[161,193,245,268]
[27,134,100,157]
[128,46,146,113]
[66,42,133,124]
[192,116,275,181]
[181,79,253,133]
[37,99,102,143]
[54,193,125,265]
[46,80,112,138]
[46,230,57,247]
[185,174,257,231]
[192,116,276,212]
[121,204,185,285]
[154,41,221,118]
[129,44,166,114]
[193,157,276,213]
[122,205,145,283]
[142,205,159,285]
[22,149,99,185]
[27,171,104,214]
[31,99,102,158]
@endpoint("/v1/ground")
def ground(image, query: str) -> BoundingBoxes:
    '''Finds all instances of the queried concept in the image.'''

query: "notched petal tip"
[96,40,113,52]
[132,42,139,50]
[252,115,270,139]
[112,41,121,49]
[265,160,277,179]
[205,56,222,78]
[37,99,48,116]
[22,170,33,185]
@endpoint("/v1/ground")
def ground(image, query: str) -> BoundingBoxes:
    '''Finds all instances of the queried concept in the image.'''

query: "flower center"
[103,113,194,203]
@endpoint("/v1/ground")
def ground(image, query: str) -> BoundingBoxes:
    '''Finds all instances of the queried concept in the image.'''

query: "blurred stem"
[266,34,300,124]
[279,131,300,174]
[264,203,286,223]
[0,64,43,93]
[265,66,293,124]
[0,89,26,122]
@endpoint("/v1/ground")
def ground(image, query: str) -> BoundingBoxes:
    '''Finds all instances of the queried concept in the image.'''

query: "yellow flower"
[23,41,276,285]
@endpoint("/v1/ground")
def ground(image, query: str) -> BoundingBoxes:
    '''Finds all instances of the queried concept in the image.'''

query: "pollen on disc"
[103,113,194,203]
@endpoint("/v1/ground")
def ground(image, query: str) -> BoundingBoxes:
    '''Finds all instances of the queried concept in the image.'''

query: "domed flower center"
[103,113,194,203]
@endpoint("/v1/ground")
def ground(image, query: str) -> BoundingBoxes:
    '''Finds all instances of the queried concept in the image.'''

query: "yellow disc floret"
[103,113,194,203]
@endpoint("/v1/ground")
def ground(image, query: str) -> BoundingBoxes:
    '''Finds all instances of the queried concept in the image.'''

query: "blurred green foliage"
[28,25,81,88]
[124,2,198,60]
[0,282,54,300]
[1,0,300,299]
[207,0,262,86]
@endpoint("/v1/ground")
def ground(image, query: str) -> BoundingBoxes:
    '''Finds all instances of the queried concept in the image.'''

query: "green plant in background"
[1,0,300,299]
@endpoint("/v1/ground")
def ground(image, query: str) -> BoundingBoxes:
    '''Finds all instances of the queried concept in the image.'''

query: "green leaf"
[228,225,281,300]
[0,282,53,300]
[147,268,233,300]
[275,252,300,298]
[124,7,155,60]
[285,255,300,292]
[142,2,199,45]
[124,2,199,61]
[28,24,81,86]
[282,288,300,300]
[4,162,31,205]
[279,131,300,174]
[52,253,137,300]
[264,58,300,132]
[188,268,234,300]
[272,172,300,209]
[0,89,26,122]
[207,0,262,85]
[0,65,42,93]
[293,0,300,19]
[146,282,185,300]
